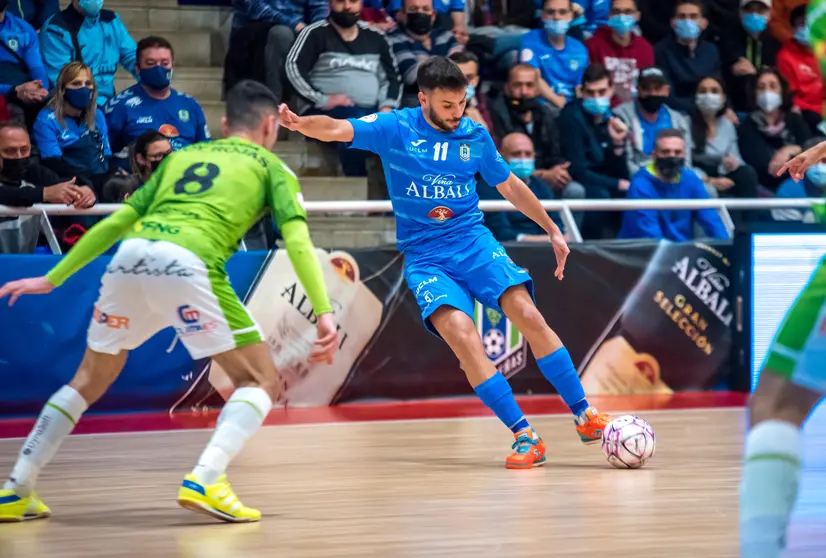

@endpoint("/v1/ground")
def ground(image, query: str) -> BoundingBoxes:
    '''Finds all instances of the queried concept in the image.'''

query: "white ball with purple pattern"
[601,415,656,469]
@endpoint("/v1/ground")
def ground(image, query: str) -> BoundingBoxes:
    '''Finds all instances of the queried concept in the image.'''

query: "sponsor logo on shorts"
[93,306,130,329]
[428,206,454,222]
[415,276,438,297]
[175,305,218,336]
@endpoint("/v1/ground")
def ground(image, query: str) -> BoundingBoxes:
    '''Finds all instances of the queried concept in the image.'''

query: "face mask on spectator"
[1,156,29,182]
[405,12,432,35]
[639,94,667,113]
[807,163,826,187]
[544,19,571,36]
[150,153,171,172]
[742,13,768,34]
[65,86,94,110]
[78,0,104,18]
[509,95,538,113]
[795,26,810,45]
[608,14,636,35]
[330,10,360,28]
[674,19,701,40]
[655,156,684,180]
[140,65,172,90]
[757,90,782,112]
[696,93,724,115]
[583,96,611,116]
[508,158,535,179]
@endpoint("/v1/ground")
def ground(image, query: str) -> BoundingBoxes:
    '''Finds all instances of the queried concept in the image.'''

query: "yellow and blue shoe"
[0,489,51,522]
[177,474,261,523]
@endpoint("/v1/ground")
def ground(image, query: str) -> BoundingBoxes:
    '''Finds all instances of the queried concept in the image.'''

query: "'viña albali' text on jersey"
[347,107,511,255]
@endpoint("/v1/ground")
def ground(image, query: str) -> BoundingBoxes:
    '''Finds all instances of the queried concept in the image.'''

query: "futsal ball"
[601,415,656,469]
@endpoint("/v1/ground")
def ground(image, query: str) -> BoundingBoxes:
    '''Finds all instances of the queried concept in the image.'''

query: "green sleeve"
[281,218,332,315]
[267,159,307,228]
[46,206,141,287]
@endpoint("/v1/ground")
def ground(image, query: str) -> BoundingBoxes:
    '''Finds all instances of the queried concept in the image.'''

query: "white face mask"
[696,93,723,115]
[757,90,783,112]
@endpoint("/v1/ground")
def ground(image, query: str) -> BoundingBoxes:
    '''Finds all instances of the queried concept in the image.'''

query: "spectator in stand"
[223,0,327,102]
[636,0,674,45]
[0,5,47,127]
[777,5,824,135]
[558,63,630,239]
[519,0,589,108]
[361,0,395,31]
[387,0,462,108]
[773,136,826,222]
[614,67,693,178]
[104,36,209,172]
[102,130,171,202]
[6,0,58,30]
[585,0,653,106]
[286,0,402,175]
[691,76,760,202]
[33,61,112,194]
[619,128,728,241]
[386,0,468,40]
[489,65,569,183]
[721,0,781,113]
[768,0,806,45]
[449,50,489,130]
[655,0,722,114]
[39,0,137,107]
[571,0,610,40]
[480,132,584,240]
[739,66,811,193]
[0,121,93,253]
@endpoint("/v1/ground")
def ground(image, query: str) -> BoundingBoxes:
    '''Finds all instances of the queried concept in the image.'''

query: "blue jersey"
[104,84,210,165]
[347,107,511,255]
[519,30,589,100]
[32,107,112,176]
[0,12,48,94]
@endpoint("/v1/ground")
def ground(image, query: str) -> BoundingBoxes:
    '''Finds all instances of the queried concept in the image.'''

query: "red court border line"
[0,392,747,438]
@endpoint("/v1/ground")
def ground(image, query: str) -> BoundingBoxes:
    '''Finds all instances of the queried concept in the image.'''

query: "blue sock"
[536,347,589,416]
[474,372,530,433]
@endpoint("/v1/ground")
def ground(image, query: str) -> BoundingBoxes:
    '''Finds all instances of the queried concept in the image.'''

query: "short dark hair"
[674,0,704,17]
[582,63,612,86]
[103,175,141,203]
[136,36,174,64]
[225,80,280,131]
[654,128,686,148]
[790,5,806,27]
[417,56,468,93]
[133,130,168,159]
[0,121,29,138]
[448,50,479,67]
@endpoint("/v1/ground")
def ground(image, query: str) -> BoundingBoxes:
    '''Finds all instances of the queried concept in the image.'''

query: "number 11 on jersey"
[433,142,448,161]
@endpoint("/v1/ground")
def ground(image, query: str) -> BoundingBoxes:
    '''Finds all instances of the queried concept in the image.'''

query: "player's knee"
[441,311,480,349]
[515,304,548,335]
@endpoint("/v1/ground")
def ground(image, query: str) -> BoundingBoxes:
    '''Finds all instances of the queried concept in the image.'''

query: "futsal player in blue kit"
[279,56,612,468]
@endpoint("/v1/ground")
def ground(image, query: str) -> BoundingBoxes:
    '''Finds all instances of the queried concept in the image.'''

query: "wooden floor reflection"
[1,407,825,557]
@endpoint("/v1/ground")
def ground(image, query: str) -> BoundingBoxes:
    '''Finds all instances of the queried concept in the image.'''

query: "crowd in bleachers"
[0,0,822,252]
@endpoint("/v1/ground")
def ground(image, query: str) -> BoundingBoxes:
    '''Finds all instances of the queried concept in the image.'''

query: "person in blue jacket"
[5,0,58,30]
[39,0,137,107]
[619,127,728,241]
[32,61,112,194]
[773,137,826,223]
[104,36,210,171]
[0,5,49,124]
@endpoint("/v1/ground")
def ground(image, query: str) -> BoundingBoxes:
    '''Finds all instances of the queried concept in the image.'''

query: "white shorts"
[88,238,263,360]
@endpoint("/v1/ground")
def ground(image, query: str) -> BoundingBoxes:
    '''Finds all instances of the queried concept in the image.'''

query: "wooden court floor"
[1,407,825,558]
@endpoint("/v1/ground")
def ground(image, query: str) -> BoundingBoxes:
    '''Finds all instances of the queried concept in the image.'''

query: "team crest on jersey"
[7,38,18,51]
[178,109,190,122]
[474,302,527,378]
[428,206,454,222]
[459,143,471,162]
[359,113,378,123]
[570,59,580,70]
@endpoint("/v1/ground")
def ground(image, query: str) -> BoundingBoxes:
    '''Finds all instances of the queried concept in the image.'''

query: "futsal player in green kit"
[0,81,339,523]
[739,2,826,554]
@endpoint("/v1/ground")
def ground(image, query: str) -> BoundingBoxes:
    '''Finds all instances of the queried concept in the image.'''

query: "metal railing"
[0,197,821,254]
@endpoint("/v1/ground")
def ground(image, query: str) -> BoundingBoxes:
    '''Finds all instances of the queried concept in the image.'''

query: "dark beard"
[428,109,461,132]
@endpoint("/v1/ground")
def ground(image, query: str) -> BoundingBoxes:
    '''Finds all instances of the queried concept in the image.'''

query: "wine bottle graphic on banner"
[577,240,734,394]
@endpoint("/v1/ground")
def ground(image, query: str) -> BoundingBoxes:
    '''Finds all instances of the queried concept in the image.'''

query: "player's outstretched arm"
[278,104,354,143]
[778,140,826,181]
[496,172,570,280]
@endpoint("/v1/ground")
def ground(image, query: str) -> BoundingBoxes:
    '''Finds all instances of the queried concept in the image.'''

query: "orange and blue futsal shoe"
[505,428,547,469]
[575,407,613,445]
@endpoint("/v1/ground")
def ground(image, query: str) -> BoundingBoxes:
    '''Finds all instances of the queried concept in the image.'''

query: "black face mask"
[405,12,432,35]
[0,0,8,12]
[509,96,538,113]
[149,153,171,172]
[330,10,359,28]
[655,156,685,180]
[2,156,29,182]
[639,95,667,113]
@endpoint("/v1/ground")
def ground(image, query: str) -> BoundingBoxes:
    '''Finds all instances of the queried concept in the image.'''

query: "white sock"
[4,386,88,497]
[740,420,802,558]
[192,386,272,486]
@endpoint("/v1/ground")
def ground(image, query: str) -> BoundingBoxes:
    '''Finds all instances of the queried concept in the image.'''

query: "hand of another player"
[550,232,569,280]
[309,312,339,365]
[778,142,826,181]
[278,104,301,131]
[0,276,54,306]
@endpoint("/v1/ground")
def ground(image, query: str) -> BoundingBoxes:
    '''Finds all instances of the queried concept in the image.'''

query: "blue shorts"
[404,230,534,338]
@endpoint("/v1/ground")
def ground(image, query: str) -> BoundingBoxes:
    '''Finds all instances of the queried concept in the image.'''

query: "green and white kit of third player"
[45,136,330,360]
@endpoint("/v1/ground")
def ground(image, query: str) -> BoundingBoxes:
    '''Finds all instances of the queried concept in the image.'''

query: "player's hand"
[550,232,569,280]
[0,276,55,306]
[309,312,339,365]
[278,104,301,131]
[778,142,826,181]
